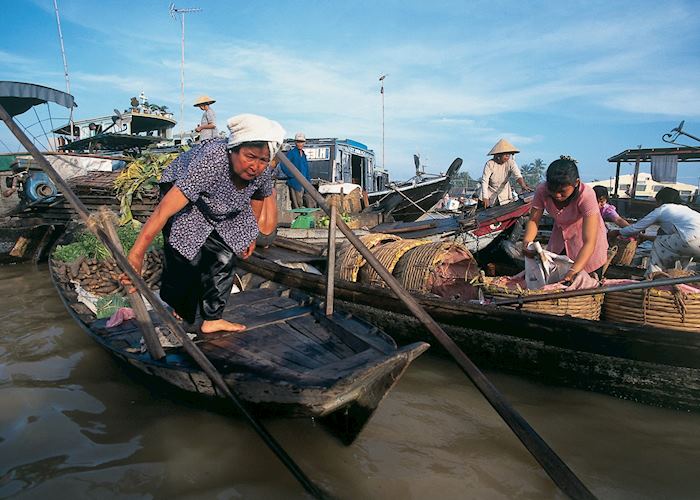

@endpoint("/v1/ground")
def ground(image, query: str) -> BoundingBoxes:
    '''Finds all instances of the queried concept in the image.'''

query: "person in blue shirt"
[280,132,313,208]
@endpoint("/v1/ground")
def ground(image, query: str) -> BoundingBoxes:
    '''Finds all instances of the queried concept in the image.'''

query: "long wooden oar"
[494,274,700,307]
[0,104,327,500]
[276,152,595,500]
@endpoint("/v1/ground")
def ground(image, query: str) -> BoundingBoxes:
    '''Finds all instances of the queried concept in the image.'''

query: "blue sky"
[2,0,700,185]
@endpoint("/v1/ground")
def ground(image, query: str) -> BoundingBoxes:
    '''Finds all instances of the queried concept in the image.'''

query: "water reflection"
[2,264,700,499]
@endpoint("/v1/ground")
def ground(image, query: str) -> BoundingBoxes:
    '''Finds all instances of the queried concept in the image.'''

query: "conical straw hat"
[193,95,216,107]
[488,138,519,155]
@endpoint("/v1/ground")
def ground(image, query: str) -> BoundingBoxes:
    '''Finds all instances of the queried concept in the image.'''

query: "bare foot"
[200,319,246,334]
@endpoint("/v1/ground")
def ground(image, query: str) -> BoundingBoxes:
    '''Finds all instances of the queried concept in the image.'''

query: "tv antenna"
[379,74,387,169]
[169,3,202,141]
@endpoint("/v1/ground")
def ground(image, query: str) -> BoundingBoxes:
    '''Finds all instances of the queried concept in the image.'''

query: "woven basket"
[480,277,603,320]
[335,233,401,282]
[393,241,478,295]
[358,239,431,287]
[609,237,638,266]
[603,273,700,331]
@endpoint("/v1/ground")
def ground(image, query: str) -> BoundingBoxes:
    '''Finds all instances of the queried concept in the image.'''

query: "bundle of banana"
[114,152,179,225]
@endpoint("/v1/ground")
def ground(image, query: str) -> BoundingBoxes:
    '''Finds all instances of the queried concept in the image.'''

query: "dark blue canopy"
[0,81,76,117]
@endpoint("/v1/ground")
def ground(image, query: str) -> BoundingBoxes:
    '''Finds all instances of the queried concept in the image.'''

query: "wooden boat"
[238,240,700,412]
[370,194,533,255]
[48,245,429,444]
[366,158,462,222]
[0,217,63,264]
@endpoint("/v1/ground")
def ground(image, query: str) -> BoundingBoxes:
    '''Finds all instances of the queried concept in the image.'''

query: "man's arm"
[481,164,493,208]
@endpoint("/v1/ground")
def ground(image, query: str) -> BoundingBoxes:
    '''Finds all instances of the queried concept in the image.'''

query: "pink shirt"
[600,203,620,222]
[533,182,608,272]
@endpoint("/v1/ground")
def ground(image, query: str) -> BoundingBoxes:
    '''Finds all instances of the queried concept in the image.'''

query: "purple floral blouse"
[160,139,273,260]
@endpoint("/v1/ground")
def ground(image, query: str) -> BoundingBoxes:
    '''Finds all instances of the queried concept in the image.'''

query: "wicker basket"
[609,237,638,266]
[603,273,700,332]
[393,241,479,296]
[335,233,401,282]
[358,239,431,287]
[480,277,603,320]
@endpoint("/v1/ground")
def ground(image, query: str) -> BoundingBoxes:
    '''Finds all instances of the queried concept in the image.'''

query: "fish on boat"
[48,239,429,444]
[237,238,700,412]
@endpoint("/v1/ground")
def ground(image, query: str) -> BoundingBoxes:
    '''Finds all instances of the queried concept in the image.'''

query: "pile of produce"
[52,223,164,296]
[114,151,180,225]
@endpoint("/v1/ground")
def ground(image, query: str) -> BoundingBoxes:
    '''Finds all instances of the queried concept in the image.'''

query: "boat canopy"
[0,81,76,117]
[60,132,159,152]
[608,147,700,163]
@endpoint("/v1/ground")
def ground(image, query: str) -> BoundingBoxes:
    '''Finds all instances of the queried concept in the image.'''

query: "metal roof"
[608,147,700,163]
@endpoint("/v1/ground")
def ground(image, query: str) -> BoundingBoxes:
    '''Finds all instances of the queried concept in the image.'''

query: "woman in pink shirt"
[522,156,609,282]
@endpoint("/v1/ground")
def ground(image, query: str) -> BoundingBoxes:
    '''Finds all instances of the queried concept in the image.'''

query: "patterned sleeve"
[251,168,274,200]
[532,183,547,210]
[174,146,219,202]
[579,186,599,217]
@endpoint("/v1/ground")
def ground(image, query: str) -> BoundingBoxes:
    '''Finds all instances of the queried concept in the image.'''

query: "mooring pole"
[325,197,337,316]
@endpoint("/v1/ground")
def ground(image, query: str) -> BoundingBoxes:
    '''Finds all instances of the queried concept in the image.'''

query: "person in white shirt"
[481,139,532,208]
[610,187,700,275]
[193,95,218,141]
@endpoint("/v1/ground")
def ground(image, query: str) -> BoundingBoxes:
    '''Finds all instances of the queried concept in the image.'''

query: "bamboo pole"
[0,103,326,500]
[325,197,337,316]
[97,208,165,360]
[276,151,595,500]
[494,274,700,307]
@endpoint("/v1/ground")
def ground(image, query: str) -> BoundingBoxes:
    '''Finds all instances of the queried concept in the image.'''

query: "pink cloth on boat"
[532,182,608,272]
[493,270,599,292]
[106,307,136,328]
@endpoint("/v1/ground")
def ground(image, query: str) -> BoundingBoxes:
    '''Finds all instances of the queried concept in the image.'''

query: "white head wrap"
[226,113,286,160]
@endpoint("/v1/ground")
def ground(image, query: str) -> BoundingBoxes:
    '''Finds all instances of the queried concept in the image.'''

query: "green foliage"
[520,158,546,188]
[451,171,473,188]
[317,212,353,227]
[52,222,163,263]
[96,294,131,319]
[114,151,179,225]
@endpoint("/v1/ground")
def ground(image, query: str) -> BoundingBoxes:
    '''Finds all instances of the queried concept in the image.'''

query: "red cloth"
[533,182,608,272]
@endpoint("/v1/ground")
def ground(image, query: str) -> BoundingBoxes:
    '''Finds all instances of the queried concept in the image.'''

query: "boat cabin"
[605,147,700,218]
[282,138,385,193]
[52,93,176,153]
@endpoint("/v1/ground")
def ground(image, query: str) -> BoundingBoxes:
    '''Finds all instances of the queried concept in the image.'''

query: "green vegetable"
[318,212,353,227]
[114,151,179,225]
[96,293,131,319]
[52,221,163,263]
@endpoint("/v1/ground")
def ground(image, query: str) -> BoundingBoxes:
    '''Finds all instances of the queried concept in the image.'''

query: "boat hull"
[49,258,428,443]
[239,250,700,412]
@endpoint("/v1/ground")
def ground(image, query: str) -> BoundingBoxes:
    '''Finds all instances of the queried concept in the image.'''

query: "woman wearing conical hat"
[481,138,532,208]
[193,95,218,141]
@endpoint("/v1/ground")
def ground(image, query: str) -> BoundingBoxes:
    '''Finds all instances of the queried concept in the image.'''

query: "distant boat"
[366,157,462,222]
[52,92,178,154]
[0,81,79,262]
[281,138,460,222]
